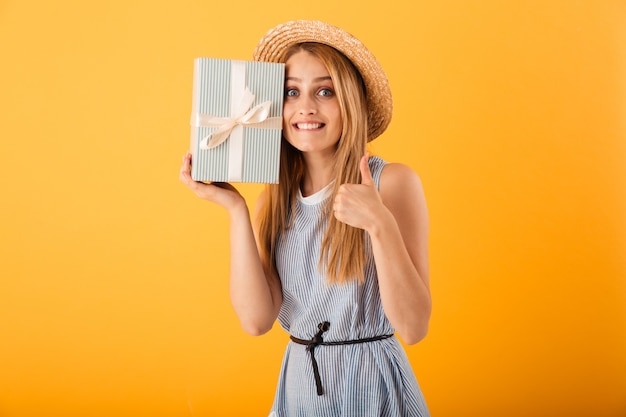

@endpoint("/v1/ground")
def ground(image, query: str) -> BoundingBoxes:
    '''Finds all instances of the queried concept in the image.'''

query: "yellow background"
[1,0,625,416]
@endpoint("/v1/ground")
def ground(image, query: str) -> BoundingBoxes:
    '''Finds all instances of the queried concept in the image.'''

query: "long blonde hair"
[257,42,369,284]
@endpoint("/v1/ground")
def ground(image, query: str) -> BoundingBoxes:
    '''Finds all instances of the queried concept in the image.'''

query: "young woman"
[180,20,431,417]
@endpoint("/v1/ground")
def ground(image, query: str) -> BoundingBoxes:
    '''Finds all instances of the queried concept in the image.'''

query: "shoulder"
[379,162,428,216]
[379,162,424,195]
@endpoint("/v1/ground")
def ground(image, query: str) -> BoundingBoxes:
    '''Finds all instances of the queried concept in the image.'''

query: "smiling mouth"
[295,123,324,130]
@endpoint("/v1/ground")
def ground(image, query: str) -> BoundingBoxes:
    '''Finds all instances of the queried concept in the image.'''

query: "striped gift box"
[190,58,285,183]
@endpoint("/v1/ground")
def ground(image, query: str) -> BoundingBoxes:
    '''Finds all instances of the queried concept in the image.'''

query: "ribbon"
[190,60,282,182]
[193,88,281,150]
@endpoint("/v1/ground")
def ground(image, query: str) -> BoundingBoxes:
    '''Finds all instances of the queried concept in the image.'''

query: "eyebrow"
[285,76,332,83]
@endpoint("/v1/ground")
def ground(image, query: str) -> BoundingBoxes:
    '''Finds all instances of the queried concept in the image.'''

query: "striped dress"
[268,156,430,417]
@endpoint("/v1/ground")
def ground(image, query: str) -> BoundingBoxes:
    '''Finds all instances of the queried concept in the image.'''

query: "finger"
[360,153,374,186]
[179,153,193,182]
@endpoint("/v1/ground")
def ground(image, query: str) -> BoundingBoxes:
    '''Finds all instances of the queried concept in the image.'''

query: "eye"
[318,88,334,97]
[285,88,299,97]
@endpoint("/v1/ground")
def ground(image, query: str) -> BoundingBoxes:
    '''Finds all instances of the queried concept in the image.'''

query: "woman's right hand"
[179,152,246,212]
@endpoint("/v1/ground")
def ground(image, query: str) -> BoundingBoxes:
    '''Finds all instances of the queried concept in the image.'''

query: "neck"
[300,152,335,197]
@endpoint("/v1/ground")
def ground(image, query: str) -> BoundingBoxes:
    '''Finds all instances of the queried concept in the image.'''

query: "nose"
[297,94,317,115]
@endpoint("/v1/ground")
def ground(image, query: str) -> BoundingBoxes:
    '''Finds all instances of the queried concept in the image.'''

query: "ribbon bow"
[193,87,274,150]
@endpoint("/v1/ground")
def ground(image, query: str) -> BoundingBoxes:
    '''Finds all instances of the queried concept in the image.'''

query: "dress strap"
[289,322,394,396]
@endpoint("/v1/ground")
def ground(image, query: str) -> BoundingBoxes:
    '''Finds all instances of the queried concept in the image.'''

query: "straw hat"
[253,20,392,141]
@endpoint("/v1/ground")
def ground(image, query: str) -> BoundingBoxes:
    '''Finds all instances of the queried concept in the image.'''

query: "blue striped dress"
[268,156,430,417]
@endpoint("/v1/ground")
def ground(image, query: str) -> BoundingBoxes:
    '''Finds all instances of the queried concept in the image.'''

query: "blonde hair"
[257,43,369,285]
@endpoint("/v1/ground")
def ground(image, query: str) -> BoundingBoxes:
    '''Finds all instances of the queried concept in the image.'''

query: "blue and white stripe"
[269,156,430,417]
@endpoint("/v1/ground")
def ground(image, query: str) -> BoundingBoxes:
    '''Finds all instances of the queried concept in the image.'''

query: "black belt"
[290,321,394,396]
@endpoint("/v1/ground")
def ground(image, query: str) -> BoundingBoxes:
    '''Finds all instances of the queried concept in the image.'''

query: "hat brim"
[252,20,392,141]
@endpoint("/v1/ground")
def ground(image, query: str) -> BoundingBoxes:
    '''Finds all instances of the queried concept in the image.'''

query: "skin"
[334,158,431,344]
[282,51,343,195]
[179,50,431,344]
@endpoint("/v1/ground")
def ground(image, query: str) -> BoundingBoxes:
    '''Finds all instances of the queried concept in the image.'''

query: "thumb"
[360,154,374,186]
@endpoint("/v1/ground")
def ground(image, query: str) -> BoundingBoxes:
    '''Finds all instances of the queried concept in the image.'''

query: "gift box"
[190,58,285,183]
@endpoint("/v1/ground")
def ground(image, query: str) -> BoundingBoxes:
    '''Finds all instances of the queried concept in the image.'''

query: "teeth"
[296,123,322,130]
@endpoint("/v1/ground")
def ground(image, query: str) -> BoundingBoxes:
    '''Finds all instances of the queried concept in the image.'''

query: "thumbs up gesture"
[333,154,385,231]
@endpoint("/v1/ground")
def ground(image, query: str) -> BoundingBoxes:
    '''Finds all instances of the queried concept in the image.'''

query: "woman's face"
[282,50,343,156]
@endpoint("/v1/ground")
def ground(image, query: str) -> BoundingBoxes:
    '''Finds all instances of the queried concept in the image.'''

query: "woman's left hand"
[333,154,388,232]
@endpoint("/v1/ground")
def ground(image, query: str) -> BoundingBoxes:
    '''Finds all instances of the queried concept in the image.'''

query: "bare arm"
[179,152,282,335]
[333,156,431,344]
